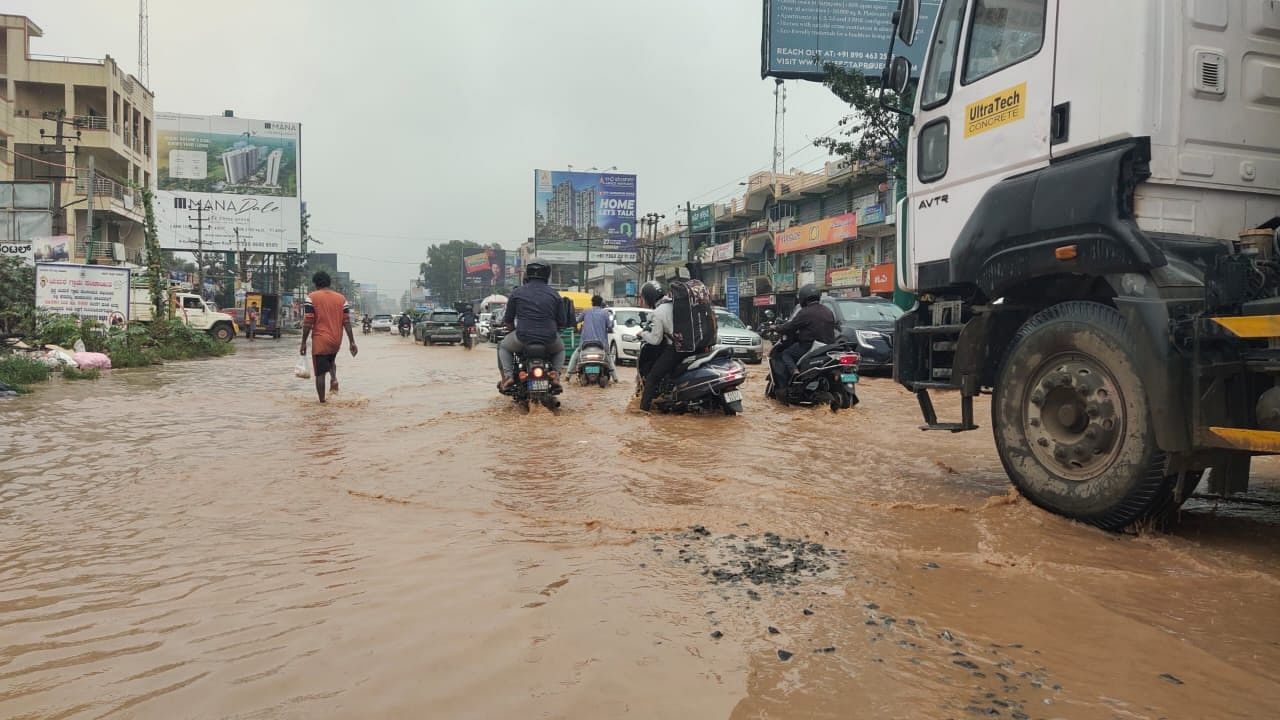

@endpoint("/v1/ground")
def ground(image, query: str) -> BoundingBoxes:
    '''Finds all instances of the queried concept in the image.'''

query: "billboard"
[761,0,941,80]
[155,112,302,254]
[465,252,489,274]
[35,263,131,324]
[534,170,637,262]
[775,212,858,254]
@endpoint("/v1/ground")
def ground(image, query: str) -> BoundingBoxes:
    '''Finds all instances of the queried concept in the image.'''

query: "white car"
[608,306,651,365]
[370,314,393,332]
[477,312,493,339]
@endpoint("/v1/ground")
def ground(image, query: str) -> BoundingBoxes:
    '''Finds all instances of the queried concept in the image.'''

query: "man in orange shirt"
[300,271,358,403]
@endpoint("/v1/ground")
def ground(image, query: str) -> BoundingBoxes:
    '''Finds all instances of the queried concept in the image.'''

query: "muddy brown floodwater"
[2,332,1278,719]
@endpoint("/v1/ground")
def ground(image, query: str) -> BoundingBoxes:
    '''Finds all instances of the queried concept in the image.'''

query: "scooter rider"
[566,294,618,382]
[637,280,691,412]
[498,258,568,390]
[397,313,411,336]
[773,284,838,391]
[362,314,372,334]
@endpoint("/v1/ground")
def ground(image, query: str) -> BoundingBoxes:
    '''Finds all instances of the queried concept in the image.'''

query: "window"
[918,120,950,183]
[920,0,967,109]
[183,297,203,310]
[963,0,1047,84]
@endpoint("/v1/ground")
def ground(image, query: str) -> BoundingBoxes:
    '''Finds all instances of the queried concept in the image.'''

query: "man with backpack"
[636,277,716,412]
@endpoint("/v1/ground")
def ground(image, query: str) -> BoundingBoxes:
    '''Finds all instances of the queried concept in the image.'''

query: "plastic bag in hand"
[294,355,311,379]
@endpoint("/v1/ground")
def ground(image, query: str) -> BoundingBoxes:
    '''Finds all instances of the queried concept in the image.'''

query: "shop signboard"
[869,262,895,294]
[774,212,858,254]
[753,295,775,307]
[828,267,864,288]
[773,272,797,292]
[738,278,757,297]
[859,203,886,225]
[710,241,734,262]
[726,276,740,317]
[691,204,715,232]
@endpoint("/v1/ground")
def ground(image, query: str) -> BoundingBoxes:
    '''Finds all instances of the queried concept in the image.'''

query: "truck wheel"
[211,324,233,343]
[993,301,1170,531]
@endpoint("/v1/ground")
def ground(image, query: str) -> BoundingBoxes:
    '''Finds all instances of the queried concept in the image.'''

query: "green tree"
[141,187,167,320]
[420,240,485,305]
[812,65,913,182]
[0,255,35,338]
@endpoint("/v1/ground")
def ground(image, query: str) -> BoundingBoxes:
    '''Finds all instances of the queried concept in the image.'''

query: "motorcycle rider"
[459,306,478,347]
[397,312,411,336]
[498,258,568,390]
[361,314,372,334]
[566,295,617,383]
[636,280,692,412]
[773,284,838,393]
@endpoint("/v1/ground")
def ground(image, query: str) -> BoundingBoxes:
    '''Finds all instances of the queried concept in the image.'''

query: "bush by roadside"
[0,354,53,393]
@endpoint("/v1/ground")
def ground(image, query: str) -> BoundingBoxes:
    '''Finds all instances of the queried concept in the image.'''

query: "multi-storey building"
[263,149,282,187]
[0,14,154,264]
[221,144,258,185]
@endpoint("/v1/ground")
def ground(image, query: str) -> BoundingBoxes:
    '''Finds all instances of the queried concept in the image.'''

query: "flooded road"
[2,332,1278,719]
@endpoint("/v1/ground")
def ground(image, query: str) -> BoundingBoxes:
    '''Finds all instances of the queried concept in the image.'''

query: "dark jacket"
[778,302,838,345]
[504,279,565,343]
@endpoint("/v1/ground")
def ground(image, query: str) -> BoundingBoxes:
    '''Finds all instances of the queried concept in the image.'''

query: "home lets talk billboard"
[534,170,637,263]
[155,112,302,254]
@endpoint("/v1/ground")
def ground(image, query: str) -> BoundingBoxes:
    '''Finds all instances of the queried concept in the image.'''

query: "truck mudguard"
[945,140,1168,298]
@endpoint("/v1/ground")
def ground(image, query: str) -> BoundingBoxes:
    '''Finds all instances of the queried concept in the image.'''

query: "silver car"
[714,309,764,364]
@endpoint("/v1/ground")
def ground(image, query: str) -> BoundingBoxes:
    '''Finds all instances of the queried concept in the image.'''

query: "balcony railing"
[72,115,108,130]
[75,170,139,210]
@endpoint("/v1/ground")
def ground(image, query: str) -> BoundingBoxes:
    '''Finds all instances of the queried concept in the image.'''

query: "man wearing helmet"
[773,284,838,392]
[498,258,568,390]
[635,279,689,412]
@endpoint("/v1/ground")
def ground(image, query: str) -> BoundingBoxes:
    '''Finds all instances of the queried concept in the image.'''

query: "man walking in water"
[300,271,358,403]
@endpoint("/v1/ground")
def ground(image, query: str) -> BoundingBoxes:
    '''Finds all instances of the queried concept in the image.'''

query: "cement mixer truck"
[884,0,1280,528]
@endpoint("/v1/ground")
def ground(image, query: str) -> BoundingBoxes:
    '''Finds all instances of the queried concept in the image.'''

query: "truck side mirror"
[887,55,913,95]
[896,0,920,46]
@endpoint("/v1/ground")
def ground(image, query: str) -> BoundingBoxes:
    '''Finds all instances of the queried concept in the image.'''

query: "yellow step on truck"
[883,0,1280,529]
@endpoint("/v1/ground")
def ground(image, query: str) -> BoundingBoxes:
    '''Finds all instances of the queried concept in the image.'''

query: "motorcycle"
[362,320,372,335]
[576,340,611,387]
[635,344,748,415]
[500,342,562,411]
[399,324,410,338]
[463,324,476,350]
[756,310,781,343]
[765,336,861,412]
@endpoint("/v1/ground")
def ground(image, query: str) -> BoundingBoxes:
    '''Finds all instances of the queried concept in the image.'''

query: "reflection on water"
[1,333,1277,718]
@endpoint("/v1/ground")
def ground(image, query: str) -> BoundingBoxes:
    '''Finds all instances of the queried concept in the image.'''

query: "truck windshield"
[919,0,967,109]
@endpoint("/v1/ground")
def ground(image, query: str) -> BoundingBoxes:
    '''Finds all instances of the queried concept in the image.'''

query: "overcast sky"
[13,1,852,296]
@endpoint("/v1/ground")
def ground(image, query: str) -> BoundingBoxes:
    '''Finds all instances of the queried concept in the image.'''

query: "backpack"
[668,278,717,353]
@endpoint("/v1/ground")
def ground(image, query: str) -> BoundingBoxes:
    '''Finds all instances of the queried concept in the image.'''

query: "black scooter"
[765,335,860,412]
[636,342,748,415]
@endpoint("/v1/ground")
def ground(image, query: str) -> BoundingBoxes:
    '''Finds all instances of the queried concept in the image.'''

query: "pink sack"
[73,352,112,370]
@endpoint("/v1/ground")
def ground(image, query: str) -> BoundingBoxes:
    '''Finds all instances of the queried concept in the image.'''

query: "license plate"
[841,373,859,383]
[529,379,549,391]
[584,366,601,374]
[724,390,743,403]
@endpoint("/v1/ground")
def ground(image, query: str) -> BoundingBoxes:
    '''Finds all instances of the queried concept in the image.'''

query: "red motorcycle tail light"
[840,353,859,365]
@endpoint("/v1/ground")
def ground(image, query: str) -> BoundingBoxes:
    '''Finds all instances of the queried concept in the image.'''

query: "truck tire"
[993,301,1171,531]
[211,323,234,343]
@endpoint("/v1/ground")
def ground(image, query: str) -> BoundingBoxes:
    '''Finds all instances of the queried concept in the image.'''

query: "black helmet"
[798,284,820,306]
[524,257,551,282]
[640,280,664,309]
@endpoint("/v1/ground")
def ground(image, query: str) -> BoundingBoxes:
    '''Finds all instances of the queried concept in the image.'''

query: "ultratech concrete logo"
[965,82,1026,138]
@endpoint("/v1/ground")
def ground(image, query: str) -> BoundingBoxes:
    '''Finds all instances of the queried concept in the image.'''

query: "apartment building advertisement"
[534,170,637,262]
[154,113,302,254]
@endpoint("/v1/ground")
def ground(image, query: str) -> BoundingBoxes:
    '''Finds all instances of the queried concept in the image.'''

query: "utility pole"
[188,204,209,296]
[38,110,82,238]
[84,156,96,262]
[685,202,695,263]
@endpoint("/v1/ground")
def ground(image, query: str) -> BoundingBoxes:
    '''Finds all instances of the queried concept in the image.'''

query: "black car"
[820,297,905,371]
